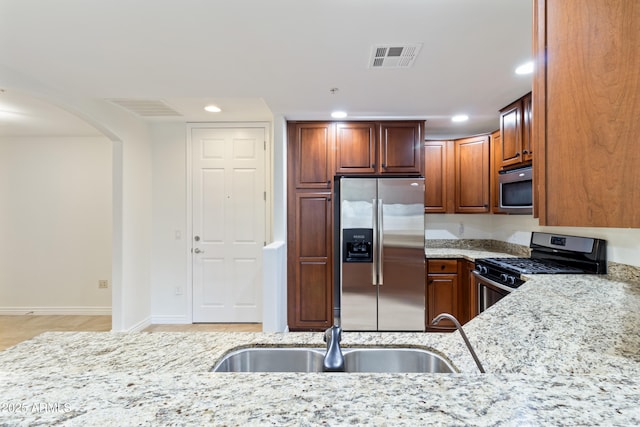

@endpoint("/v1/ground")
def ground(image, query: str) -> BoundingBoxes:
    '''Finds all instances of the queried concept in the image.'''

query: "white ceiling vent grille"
[107,99,183,117]
[369,44,422,69]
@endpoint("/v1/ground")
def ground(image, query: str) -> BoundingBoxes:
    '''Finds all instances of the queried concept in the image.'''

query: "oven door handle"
[472,271,515,293]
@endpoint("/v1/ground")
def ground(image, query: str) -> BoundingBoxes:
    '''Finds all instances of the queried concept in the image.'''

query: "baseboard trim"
[150,315,190,324]
[0,307,112,316]
[126,316,152,333]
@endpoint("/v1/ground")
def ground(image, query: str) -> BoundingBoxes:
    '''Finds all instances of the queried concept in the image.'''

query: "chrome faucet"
[432,313,485,373]
[323,325,345,372]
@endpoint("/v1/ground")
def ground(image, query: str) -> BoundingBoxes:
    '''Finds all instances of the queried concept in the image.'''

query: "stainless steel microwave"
[498,166,533,214]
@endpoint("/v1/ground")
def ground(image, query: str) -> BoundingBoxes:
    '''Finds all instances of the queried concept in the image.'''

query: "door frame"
[185,122,272,323]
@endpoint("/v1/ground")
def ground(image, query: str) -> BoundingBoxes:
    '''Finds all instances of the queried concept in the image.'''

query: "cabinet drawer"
[427,259,458,274]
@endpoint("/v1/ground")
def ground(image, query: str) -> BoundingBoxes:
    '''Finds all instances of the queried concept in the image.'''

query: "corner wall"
[0,136,112,313]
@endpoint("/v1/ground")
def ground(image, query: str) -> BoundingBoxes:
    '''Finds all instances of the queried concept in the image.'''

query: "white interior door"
[191,126,266,322]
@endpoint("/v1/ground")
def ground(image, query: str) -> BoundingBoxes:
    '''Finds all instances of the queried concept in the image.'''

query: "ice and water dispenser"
[342,228,373,263]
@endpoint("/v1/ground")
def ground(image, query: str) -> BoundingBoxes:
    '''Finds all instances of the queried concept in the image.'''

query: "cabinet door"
[489,130,503,213]
[287,191,333,330]
[335,122,376,174]
[499,99,523,168]
[521,93,533,163]
[458,259,475,324]
[424,140,454,213]
[426,273,458,331]
[378,122,422,174]
[290,122,334,189]
[534,0,640,227]
[455,135,490,213]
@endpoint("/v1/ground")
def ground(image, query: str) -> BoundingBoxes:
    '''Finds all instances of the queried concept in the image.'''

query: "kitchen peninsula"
[1,248,640,425]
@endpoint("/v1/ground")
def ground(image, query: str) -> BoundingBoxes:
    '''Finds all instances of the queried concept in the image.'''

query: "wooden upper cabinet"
[521,92,533,163]
[378,122,423,175]
[499,92,532,170]
[335,122,376,174]
[334,120,423,176]
[424,140,454,213]
[455,135,490,213]
[499,99,523,168]
[489,130,503,213]
[534,0,640,227]
[290,122,334,189]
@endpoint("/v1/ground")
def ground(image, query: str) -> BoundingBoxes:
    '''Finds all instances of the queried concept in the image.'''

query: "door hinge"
[264,191,266,201]
[264,140,266,150]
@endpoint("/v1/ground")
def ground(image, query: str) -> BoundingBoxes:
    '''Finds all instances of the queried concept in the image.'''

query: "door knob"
[193,248,204,254]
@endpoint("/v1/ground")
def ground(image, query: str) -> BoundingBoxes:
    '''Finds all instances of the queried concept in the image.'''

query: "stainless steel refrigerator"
[335,176,425,331]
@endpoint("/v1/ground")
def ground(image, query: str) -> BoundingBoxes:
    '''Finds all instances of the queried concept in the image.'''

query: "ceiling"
[0,0,532,139]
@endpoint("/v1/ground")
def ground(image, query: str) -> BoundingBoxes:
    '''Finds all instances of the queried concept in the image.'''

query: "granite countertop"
[2,248,640,425]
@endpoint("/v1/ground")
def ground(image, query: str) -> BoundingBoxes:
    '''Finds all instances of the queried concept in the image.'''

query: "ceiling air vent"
[107,99,183,117]
[369,44,422,69]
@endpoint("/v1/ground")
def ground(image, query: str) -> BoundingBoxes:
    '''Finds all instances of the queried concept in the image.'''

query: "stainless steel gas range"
[474,232,607,313]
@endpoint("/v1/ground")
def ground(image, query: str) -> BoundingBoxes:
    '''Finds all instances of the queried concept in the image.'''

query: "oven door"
[473,271,512,314]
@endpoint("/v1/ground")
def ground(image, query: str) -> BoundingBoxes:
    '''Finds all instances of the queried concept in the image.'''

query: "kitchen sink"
[211,347,455,373]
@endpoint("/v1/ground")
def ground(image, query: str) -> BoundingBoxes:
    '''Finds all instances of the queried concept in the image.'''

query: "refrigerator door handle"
[377,198,384,286]
[371,198,378,285]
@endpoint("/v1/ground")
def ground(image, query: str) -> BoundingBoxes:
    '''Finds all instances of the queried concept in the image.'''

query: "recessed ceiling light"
[515,61,534,75]
[204,105,221,113]
[451,114,469,122]
[331,111,347,119]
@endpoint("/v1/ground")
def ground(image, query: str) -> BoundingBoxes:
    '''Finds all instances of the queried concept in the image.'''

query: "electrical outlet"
[175,286,183,295]
[98,280,109,289]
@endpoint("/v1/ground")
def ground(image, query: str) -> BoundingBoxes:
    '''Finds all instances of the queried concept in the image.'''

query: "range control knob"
[507,276,516,286]
[500,273,509,282]
[478,265,488,274]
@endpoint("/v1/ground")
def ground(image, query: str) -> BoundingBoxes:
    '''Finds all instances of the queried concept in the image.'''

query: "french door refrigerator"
[335,176,425,331]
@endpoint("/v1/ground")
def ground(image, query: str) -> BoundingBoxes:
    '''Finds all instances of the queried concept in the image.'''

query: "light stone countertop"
[1,248,640,426]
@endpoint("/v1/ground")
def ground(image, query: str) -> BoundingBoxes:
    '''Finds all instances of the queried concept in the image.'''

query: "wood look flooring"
[0,315,112,351]
[0,315,262,351]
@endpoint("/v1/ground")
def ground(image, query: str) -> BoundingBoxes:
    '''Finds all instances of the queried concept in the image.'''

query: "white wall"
[0,136,112,313]
[426,213,640,267]
[149,123,189,323]
[491,215,640,267]
[148,121,282,325]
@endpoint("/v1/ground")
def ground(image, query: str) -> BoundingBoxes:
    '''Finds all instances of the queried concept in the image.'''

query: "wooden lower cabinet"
[426,259,458,331]
[425,258,475,331]
[287,191,333,331]
[459,259,475,324]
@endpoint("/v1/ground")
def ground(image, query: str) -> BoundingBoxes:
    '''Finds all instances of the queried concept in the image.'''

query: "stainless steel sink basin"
[211,347,325,372]
[211,347,455,373]
[343,348,455,373]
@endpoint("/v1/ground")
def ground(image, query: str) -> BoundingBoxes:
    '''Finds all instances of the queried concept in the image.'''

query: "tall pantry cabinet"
[287,122,335,330]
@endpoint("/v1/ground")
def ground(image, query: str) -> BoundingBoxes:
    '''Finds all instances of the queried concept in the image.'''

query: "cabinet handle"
[327,180,331,185]
[327,197,331,202]
[515,152,521,157]
[522,150,529,155]
[371,164,375,168]
[382,163,386,168]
